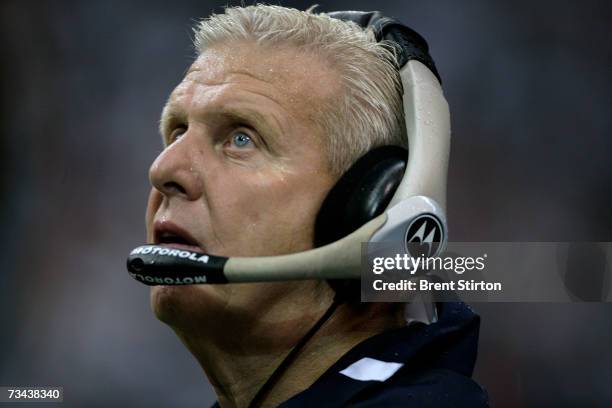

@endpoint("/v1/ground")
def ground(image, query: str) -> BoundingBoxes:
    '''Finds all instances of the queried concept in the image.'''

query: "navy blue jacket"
[213,301,488,407]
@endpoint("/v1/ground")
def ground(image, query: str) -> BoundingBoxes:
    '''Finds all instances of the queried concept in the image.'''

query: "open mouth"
[154,222,203,252]
[158,233,194,246]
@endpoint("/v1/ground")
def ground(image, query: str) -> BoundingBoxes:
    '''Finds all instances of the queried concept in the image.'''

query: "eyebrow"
[159,100,285,150]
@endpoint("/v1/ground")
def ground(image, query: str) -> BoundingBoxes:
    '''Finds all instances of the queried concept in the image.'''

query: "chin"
[149,284,224,330]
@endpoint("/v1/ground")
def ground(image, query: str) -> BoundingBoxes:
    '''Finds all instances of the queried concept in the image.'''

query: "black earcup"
[315,145,408,247]
[315,145,408,302]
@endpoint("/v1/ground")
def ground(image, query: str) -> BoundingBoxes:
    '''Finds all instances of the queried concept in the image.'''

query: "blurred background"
[1,0,611,406]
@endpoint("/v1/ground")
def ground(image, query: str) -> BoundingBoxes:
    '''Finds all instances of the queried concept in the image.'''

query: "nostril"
[163,181,187,196]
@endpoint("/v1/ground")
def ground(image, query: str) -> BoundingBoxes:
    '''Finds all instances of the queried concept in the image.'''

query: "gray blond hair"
[193,5,406,175]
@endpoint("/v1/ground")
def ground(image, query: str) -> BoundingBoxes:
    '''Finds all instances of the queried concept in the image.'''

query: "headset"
[126,11,450,293]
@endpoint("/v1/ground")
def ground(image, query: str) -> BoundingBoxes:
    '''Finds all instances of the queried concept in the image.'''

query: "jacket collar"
[281,301,480,408]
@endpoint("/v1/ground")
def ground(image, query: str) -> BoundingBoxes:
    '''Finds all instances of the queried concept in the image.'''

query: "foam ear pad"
[315,145,408,302]
[315,145,408,247]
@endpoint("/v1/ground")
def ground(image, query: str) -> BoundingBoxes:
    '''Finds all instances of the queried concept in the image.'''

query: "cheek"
[207,167,333,253]
[207,170,278,226]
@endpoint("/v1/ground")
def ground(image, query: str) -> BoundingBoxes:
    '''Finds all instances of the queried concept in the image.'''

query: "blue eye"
[232,132,253,148]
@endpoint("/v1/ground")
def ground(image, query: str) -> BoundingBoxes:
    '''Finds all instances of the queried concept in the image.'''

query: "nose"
[148,134,203,201]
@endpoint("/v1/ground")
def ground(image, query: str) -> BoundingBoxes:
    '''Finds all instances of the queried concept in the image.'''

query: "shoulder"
[349,369,489,408]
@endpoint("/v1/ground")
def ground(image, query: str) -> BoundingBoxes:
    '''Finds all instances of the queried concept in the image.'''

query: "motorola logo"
[404,214,444,258]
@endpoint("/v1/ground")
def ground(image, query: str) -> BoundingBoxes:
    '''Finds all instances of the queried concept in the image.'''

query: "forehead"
[168,41,341,122]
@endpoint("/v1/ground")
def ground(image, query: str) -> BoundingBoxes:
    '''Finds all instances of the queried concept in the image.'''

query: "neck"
[175,292,405,408]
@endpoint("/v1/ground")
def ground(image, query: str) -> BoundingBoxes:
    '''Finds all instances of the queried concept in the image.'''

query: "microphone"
[127,245,229,285]
[127,195,447,285]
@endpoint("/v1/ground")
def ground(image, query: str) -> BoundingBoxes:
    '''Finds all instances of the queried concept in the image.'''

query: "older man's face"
[146,42,340,328]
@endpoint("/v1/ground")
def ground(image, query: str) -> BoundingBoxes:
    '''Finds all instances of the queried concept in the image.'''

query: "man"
[144,5,487,407]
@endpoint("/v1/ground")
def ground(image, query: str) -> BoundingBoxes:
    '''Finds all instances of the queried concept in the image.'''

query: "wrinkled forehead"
[175,41,342,119]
